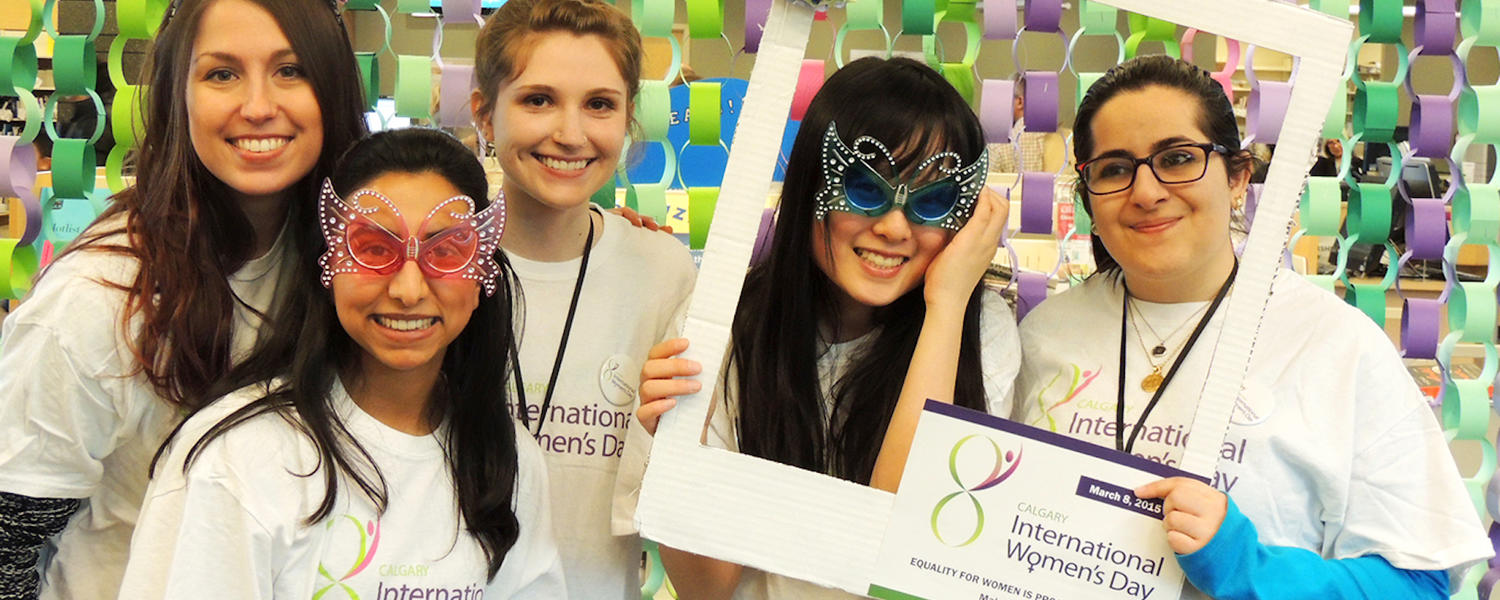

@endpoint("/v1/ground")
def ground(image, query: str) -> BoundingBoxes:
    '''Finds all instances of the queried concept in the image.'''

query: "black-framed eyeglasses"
[1076,142,1232,195]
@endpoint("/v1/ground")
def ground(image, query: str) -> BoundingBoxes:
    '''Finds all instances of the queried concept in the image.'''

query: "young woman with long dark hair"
[0,0,367,597]
[118,128,564,597]
[628,56,1020,599]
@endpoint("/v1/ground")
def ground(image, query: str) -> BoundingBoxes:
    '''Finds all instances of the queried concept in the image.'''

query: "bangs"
[840,120,973,184]
[829,98,982,182]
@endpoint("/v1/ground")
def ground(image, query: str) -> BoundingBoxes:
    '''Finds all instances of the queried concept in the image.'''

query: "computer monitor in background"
[1362,141,1391,176]
[1371,156,1444,198]
[1365,154,1391,181]
[1402,161,1441,198]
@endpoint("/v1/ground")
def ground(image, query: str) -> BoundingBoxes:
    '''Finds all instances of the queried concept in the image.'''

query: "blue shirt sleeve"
[1175,496,1449,600]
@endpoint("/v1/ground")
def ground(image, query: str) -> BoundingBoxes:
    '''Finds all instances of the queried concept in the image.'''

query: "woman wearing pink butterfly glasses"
[120,128,566,598]
[0,0,367,598]
[468,1,696,598]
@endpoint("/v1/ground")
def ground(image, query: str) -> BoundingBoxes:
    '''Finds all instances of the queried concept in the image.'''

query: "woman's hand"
[610,206,674,233]
[1135,477,1227,555]
[636,338,701,435]
[871,189,1006,491]
[922,186,1008,310]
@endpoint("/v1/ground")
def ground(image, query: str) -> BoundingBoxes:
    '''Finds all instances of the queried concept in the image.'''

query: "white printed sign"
[868,401,1199,600]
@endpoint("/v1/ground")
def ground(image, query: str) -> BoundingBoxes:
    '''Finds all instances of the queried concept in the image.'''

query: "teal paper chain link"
[621,0,678,225]
[39,0,104,258]
[1447,5,1500,598]
[0,0,45,298]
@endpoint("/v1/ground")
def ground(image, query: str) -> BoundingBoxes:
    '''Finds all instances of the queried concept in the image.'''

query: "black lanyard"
[513,213,595,439]
[1115,260,1238,454]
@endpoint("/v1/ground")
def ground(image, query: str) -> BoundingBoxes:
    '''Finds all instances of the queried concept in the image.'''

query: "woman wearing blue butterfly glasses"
[620,57,1021,599]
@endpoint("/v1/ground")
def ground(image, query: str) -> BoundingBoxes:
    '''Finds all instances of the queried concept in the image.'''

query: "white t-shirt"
[0,223,288,600]
[1013,271,1493,597]
[615,287,1021,600]
[505,209,696,600]
[118,378,566,599]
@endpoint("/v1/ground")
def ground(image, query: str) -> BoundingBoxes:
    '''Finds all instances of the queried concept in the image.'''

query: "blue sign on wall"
[624,77,800,189]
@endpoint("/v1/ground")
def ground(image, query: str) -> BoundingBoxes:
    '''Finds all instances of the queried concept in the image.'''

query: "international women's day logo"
[313,515,382,599]
[930,435,1022,547]
[1028,364,1101,433]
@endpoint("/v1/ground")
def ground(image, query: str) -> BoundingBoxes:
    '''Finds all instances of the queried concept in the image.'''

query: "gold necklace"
[1126,302,1182,392]
[1129,298,1211,359]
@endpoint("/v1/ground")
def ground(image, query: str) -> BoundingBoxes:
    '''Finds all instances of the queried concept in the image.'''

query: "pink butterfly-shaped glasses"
[317,178,506,296]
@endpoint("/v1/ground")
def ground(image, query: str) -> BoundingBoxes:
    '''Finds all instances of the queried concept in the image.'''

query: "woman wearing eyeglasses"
[624,57,1019,599]
[1013,55,1489,599]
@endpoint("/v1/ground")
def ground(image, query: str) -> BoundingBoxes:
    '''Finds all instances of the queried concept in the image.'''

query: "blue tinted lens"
[907,181,959,221]
[843,166,890,211]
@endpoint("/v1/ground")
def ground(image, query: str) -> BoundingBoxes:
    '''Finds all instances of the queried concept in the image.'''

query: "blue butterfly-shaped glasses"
[812,122,988,231]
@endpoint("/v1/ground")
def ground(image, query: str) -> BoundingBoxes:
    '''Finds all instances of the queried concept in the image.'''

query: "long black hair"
[165,128,522,577]
[731,57,990,484]
[1072,55,1254,274]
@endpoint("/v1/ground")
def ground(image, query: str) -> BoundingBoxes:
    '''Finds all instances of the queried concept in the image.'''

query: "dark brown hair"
[180,128,524,578]
[471,0,642,123]
[1072,55,1253,274]
[55,0,368,409]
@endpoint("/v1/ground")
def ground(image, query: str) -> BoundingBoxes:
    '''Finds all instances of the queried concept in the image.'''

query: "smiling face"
[186,0,323,205]
[812,211,953,313]
[332,171,480,376]
[1084,85,1247,294]
[1325,138,1343,159]
[810,143,956,313]
[476,31,629,213]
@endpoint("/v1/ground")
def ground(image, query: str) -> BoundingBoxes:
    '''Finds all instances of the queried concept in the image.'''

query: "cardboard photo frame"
[634,0,1353,594]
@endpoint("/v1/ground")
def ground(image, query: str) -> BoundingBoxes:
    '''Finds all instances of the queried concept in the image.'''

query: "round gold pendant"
[1141,372,1164,393]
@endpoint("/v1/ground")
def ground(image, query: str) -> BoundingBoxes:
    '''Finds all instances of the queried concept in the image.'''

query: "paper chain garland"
[0,2,40,299]
[342,0,481,127]
[0,0,145,299]
[1,0,1490,596]
[1288,4,1500,595]
[0,1,42,299]
[1436,1,1500,597]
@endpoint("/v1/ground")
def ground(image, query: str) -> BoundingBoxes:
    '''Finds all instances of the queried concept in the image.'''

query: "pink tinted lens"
[420,226,479,274]
[346,220,404,272]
